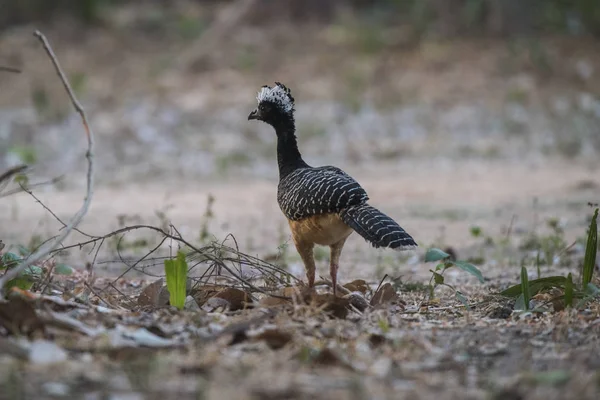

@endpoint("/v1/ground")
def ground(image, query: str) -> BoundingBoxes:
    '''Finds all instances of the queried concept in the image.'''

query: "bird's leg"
[329,238,347,297]
[295,240,316,288]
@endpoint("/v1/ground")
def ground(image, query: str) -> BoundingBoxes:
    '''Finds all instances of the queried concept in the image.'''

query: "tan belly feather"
[288,213,353,246]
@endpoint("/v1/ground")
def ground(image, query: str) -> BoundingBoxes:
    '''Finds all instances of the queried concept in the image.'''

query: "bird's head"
[248,82,295,126]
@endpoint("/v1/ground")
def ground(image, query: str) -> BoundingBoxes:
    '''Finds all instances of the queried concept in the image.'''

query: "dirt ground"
[1,9,600,400]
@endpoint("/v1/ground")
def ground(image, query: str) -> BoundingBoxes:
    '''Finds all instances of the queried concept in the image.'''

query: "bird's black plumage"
[248,82,416,251]
[340,204,416,249]
[277,165,368,220]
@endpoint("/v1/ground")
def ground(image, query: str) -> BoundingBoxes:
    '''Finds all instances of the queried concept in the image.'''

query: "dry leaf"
[260,285,310,307]
[281,285,308,298]
[306,293,350,319]
[0,297,45,337]
[254,329,292,350]
[259,296,289,307]
[190,284,223,307]
[313,348,351,367]
[368,333,386,347]
[137,278,169,308]
[370,283,399,307]
[343,279,369,294]
[212,288,253,311]
[202,297,231,312]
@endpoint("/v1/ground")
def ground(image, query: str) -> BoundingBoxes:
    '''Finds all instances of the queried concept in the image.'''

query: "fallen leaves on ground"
[0,295,45,337]
[0,273,598,400]
[370,282,402,307]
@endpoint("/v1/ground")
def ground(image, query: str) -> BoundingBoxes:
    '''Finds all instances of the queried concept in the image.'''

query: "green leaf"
[433,271,444,285]
[13,173,29,186]
[470,226,482,238]
[564,273,573,307]
[1,252,21,269]
[521,266,530,311]
[452,260,484,283]
[54,264,73,275]
[425,248,450,262]
[584,283,599,297]
[455,290,470,310]
[6,276,34,290]
[22,265,43,278]
[582,208,598,287]
[164,251,188,310]
[514,294,526,311]
[575,283,600,308]
[500,276,567,298]
[529,370,571,386]
[16,245,31,257]
[435,261,453,271]
[4,265,42,291]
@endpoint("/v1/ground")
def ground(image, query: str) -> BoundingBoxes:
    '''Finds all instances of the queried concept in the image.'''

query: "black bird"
[248,82,416,295]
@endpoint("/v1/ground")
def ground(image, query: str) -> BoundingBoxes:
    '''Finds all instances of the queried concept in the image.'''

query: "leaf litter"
[0,238,599,399]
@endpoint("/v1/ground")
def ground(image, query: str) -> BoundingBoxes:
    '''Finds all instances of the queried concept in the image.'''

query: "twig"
[107,282,137,309]
[0,175,63,198]
[315,277,351,296]
[505,214,517,242]
[0,65,21,74]
[0,30,95,298]
[20,183,99,239]
[83,281,115,309]
[38,260,56,295]
[0,165,27,186]
[374,274,389,295]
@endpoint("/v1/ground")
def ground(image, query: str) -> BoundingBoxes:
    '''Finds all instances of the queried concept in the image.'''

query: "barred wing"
[277,166,369,220]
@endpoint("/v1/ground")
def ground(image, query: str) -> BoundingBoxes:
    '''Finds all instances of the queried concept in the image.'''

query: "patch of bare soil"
[1,158,599,399]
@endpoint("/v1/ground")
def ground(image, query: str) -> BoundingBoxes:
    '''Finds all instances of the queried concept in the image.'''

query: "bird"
[248,82,416,296]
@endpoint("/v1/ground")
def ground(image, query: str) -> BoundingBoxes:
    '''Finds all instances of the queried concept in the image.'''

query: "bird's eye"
[259,104,265,111]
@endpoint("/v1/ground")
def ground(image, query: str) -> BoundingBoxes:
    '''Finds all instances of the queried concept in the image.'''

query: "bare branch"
[0,165,28,195]
[20,183,99,239]
[0,165,27,185]
[0,30,95,298]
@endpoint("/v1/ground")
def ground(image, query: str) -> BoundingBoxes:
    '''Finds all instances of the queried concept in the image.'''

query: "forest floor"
[1,6,600,399]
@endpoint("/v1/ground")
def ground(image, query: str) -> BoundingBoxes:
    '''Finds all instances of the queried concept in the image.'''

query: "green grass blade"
[582,208,598,287]
[425,248,450,262]
[500,276,567,298]
[564,273,573,308]
[521,266,530,311]
[164,251,188,310]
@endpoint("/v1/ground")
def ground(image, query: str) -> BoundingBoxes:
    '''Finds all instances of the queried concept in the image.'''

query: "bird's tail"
[340,204,416,250]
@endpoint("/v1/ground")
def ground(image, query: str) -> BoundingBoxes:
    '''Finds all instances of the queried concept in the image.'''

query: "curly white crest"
[256,84,294,114]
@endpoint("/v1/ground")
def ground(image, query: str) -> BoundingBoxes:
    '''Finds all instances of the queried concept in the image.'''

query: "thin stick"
[0,66,21,74]
[20,183,98,239]
[0,30,95,298]
[83,281,114,308]
[0,165,27,186]
[0,176,63,198]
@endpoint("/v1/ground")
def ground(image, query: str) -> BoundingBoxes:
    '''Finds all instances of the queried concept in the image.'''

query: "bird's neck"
[274,116,307,178]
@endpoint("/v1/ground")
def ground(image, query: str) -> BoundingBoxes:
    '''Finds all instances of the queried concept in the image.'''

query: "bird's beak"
[248,109,260,120]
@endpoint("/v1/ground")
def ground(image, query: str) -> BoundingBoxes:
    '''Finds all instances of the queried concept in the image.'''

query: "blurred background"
[0,0,599,264]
